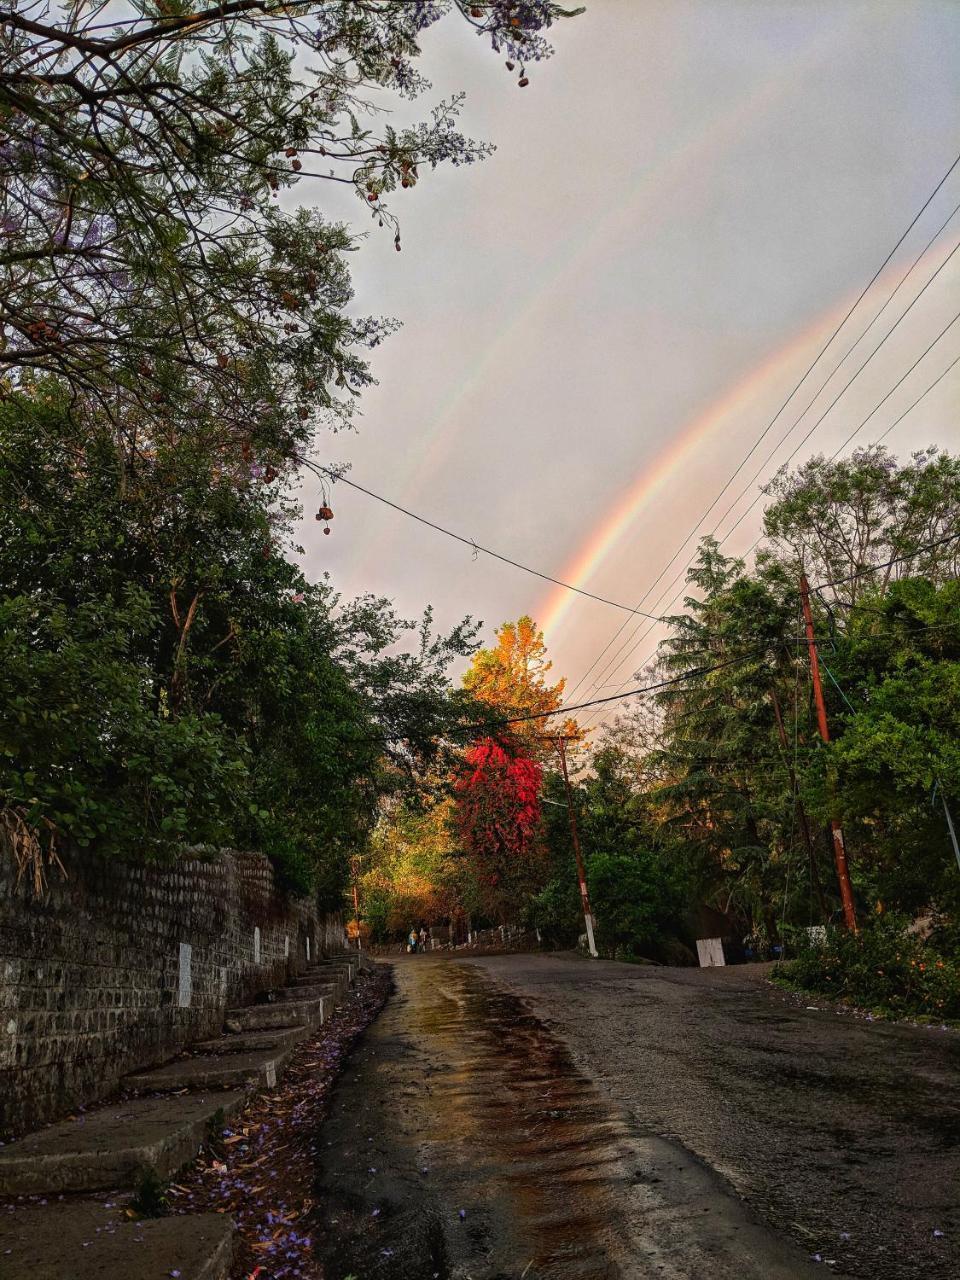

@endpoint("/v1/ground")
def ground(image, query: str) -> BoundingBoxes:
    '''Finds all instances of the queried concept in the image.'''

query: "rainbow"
[348,8,857,583]
[538,231,960,641]
[539,308,840,639]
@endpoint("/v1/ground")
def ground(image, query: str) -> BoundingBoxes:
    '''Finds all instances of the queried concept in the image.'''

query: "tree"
[648,539,806,941]
[361,797,461,941]
[1,2,581,462]
[761,446,960,605]
[462,615,575,750]
[531,746,688,956]
[453,735,543,920]
[806,576,960,916]
[0,387,477,896]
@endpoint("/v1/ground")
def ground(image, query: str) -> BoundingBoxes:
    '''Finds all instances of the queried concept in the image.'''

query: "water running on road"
[312,958,818,1279]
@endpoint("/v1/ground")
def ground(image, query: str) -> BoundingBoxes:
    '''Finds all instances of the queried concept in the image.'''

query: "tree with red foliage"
[454,736,543,919]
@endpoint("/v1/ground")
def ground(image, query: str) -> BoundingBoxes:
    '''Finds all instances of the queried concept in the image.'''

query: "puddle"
[312,959,636,1279]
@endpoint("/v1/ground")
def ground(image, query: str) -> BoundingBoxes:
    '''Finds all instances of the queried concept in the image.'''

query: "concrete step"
[291,970,340,984]
[196,1025,309,1055]
[0,1091,245,1194]
[310,966,353,986]
[124,1044,293,1094]
[312,956,356,974]
[0,1196,234,1280]
[224,995,325,1033]
[276,981,338,1001]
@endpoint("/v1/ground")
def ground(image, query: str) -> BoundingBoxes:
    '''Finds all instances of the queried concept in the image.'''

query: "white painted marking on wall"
[178,942,193,1007]
[265,1063,277,1088]
[253,927,261,965]
[220,967,228,998]
[284,934,290,959]
[306,936,311,961]
[5,1018,16,1036]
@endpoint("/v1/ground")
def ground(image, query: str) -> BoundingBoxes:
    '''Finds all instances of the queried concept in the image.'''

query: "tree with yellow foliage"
[462,616,579,752]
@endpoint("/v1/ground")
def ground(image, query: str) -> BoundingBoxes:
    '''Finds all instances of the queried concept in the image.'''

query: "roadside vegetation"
[0,2,581,895]
[366,448,960,1018]
[1,5,956,1018]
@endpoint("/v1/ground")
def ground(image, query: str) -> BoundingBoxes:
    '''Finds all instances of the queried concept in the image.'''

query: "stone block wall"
[0,847,347,1137]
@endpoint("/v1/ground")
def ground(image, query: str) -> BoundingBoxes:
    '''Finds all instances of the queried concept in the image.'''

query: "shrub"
[779,913,960,1020]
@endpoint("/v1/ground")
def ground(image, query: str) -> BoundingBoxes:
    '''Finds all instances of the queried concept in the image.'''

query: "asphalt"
[463,952,960,1279]
[311,956,833,1278]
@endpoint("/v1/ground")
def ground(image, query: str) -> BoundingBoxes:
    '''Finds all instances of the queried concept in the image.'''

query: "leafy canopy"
[1,1,581,464]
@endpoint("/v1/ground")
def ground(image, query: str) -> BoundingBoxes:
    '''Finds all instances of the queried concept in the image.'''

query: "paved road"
[464,952,960,1279]
[312,953,957,1278]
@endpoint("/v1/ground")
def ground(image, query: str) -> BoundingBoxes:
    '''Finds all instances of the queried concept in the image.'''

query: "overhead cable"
[296,459,664,621]
[573,309,960,727]
[563,149,960,707]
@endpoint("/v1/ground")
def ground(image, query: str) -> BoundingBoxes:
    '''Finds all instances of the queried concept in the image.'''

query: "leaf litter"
[170,967,392,1280]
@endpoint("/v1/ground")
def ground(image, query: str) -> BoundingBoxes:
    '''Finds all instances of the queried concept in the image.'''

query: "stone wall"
[0,847,346,1137]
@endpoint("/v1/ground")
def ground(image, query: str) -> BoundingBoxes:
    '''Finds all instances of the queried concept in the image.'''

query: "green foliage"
[131,1167,170,1219]
[0,391,475,899]
[778,915,960,1021]
[762,446,960,595]
[531,749,689,956]
[2,3,580,463]
[806,577,960,916]
[588,849,688,958]
[599,447,960,958]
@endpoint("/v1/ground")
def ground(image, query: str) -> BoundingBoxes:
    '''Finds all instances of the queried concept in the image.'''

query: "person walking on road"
[407,927,418,954]
[419,925,428,952]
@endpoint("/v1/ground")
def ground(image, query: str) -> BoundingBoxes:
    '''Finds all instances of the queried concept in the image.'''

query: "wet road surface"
[464,952,960,1279]
[312,958,821,1278]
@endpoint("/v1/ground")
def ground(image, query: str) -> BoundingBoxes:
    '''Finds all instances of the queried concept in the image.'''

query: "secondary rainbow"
[347,10,856,583]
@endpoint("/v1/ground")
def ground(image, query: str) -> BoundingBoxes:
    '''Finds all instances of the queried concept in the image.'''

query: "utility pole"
[551,735,598,958]
[350,856,363,953]
[799,573,858,932]
[935,780,960,873]
[769,685,829,920]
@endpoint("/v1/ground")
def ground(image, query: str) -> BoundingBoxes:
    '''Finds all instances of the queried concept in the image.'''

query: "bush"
[779,913,960,1020]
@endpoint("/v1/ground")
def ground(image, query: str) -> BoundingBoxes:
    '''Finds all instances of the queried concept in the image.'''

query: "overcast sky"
[296,0,960,724]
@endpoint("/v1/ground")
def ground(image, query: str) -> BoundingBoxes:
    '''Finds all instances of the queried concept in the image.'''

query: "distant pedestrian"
[408,928,417,954]
[419,926,428,952]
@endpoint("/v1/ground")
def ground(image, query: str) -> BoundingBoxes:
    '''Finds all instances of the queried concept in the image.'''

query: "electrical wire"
[393,649,767,743]
[811,529,960,589]
[581,509,960,739]
[574,316,960,730]
[561,152,960,707]
[296,458,664,621]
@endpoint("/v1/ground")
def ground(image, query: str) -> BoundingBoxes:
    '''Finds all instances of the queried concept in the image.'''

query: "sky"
[296,0,960,729]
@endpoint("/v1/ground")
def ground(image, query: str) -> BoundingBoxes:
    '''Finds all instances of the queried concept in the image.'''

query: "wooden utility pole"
[799,573,858,932]
[349,856,363,953]
[552,736,598,958]
[769,685,829,920]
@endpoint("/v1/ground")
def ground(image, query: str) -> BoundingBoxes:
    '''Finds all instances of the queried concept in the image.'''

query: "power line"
[716,295,960,548]
[438,650,765,738]
[811,530,960,590]
[562,150,960,708]
[573,308,960,729]
[870,349,960,448]
[581,467,960,737]
[296,458,664,621]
